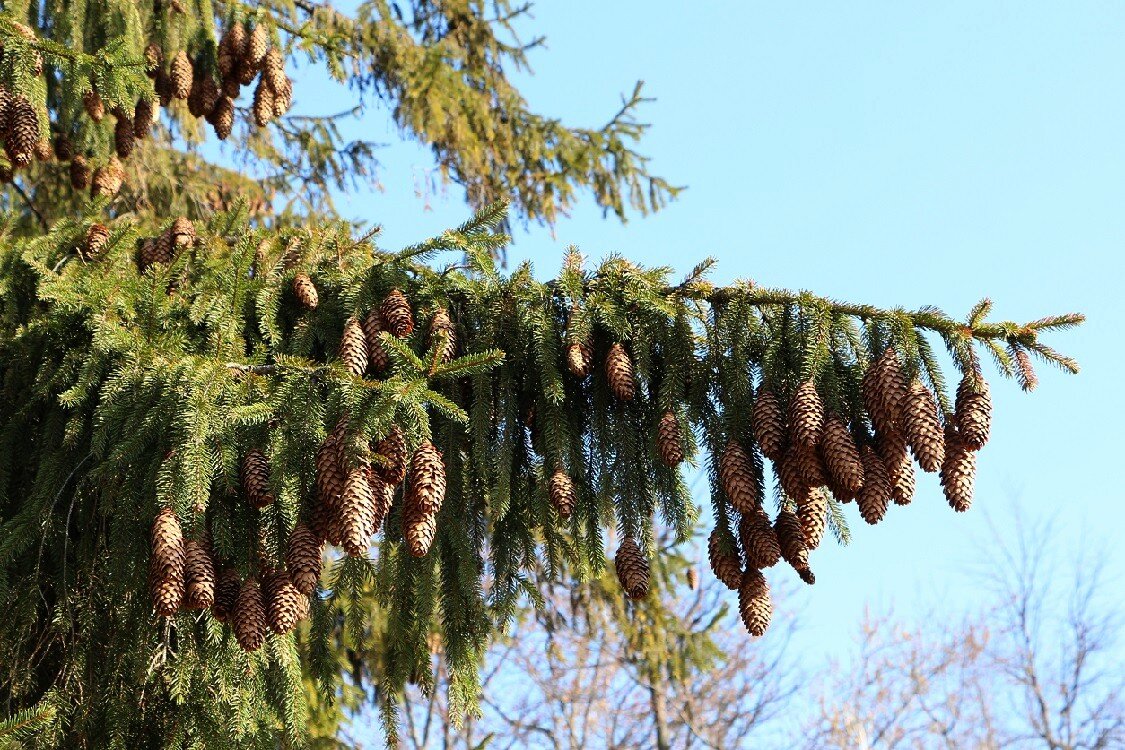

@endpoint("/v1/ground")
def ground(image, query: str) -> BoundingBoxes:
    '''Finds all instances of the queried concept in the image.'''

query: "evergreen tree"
[0,2,1084,747]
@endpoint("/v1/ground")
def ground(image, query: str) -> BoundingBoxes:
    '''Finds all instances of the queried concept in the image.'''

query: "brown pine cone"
[605,343,635,401]
[566,341,593,379]
[53,134,73,161]
[775,507,814,584]
[739,506,781,569]
[940,426,976,512]
[380,289,415,337]
[862,347,908,436]
[719,440,759,513]
[794,443,828,489]
[789,380,825,448]
[367,468,396,534]
[218,23,246,79]
[428,307,457,363]
[285,523,322,595]
[856,445,891,525]
[170,217,195,247]
[210,96,234,140]
[614,537,649,600]
[361,309,390,373]
[271,76,293,118]
[821,414,865,495]
[880,431,916,506]
[233,576,267,652]
[738,568,772,637]
[264,568,305,635]
[189,74,220,118]
[183,539,216,610]
[34,138,51,162]
[340,466,376,557]
[291,273,318,310]
[90,157,124,198]
[155,70,173,107]
[262,47,286,92]
[655,410,684,467]
[315,418,348,523]
[686,567,700,591]
[144,43,163,76]
[70,155,90,189]
[954,373,991,451]
[372,425,408,485]
[133,98,155,139]
[149,508,185,616]
[244,24,269,73]
[339,316,369,377]
[548,468,577,519]
[752,388,786,462]
[778,448,812,504]
[81,223,110,261]
[404,441,446,556]
[242,449,275,509]
[4,97,38,169]
[796,489,828,550]
[707,527,743,590]
[169,51,193,99]
[903,380,945,472]
[403,497,438,557]
[251,79,274,127]
[211,568,241,623]
[83,89,105,122]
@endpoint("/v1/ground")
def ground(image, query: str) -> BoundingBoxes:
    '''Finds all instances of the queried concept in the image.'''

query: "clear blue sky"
[276,0,1123,719]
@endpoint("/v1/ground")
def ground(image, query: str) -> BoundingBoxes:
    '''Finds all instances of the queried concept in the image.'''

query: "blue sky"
[267,0,1123,721]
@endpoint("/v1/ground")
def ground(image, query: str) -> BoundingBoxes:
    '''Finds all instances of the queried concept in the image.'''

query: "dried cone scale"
[605,343,635,401]
[372,425,408,485]
[548,468,577,519]
[856,445,891,525]
[955,373,992,451]
[941,426,976,512]
[380,289,415,338]
[752,388,786,462]
[233,576,267,652]
[404,441,446,557]
[719,440,759,514]
[739,507,781,569]
[212,569,240,623]
[285,523,322,595]
[775,507,814,584]
[708,528,743,590]
[614,537,649,600]
[149,508,185,616]
[429,307,456,363]
[903,380,946,472]
[789,380,825,448]
[656,410,684,467]
[821,414,865,495]
[292,273,318,310]
[796,490,828,550]
[264,568,305,634]
[242,449,275,509]
[361,309,390,373]
[566,341,593,378]
[339,317,369,377]
[739,568,772,637]
[183,539,216,610]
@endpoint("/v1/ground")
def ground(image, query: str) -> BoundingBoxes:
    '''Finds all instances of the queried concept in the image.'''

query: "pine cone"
[34,138,51,162]
[53,134,73,161]
[339,316,368,377]
[775,507,814,584]
[271,77,293,118]
[366,468,396,533]
[133,98,155,139]
[264,568,304,635]
[719,440,759,513]
[738,568,772,637]
[169,51,193,99]
[655,410,684,467]
[605,343,635,401]
[242,449,275,509]
[244,24,269,73]
[211,568,240,623]
[879,430,916,506]
[940,426,976,512]
[796,489,828,550]
[290,273,318,310]
[778,448,811,504]
[821,414,864,495]
[233,576,267,652]
[794,443,828,489]
[903,380,945,472]
[566,341,593,378]
[170,217,195,247]
[856,445,891,525]
[752,388,786,462]
[251,79,274,127]
[707,527,743,589]
[210,96,234,140]
[149,508,185,616]
[614,537,649,600]
[548,468,577,519]
[403,497,438,557]
[315,418,348,524]
[686,567,699,591]
[69,155,90,189]
[221,75,241,99]
[340,466,376,557]
[789,379,825,448]
[144,43,163,76]
[189,74,220,118]
[372,425,408,485]
[380,289,414,337]
[955,373,991,451]
[83,89,105,122]
[739,507,781,569]
[862,347,908,436]
[183,539,216,610]
[404,441,446,556]
[428,307,456,363]
[155,70,172,107]
[90,157,124,198]
[262,47,286,92]
[361,309,390,373]
[218,23,246,79]
[81,223,110,261]
[4,97,38,168]
[285,523,322,595]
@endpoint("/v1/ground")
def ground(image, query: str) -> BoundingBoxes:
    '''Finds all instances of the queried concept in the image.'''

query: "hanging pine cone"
[81,223,110,261]
[244,24,269,73]
[69,155,90,189]
[210,96,234,140]
[655,410,684,467]
[53,135,72,161]
[83,89,105,122]
[605,343,635,401]
[686,567,699,591]
[955,373,991,451]
[144,42,163,76]
[315,418,348,528]
[862,347,908,436]
[262,47,286,91]
[264,568,304,635]
[367,468,396,533]
[796,490,828,550]
[170,217,195,247]
[361,309,390,373]
[940,426,976,512]
[90,157,124,198]
[789,379,825,448]
[821,414,864,495]
[251,79,274,127]
[739,507,781,569]
[113,114,134,158]
[211,569,240,623]
[183,539,216,610]
[380,289,414,337]
[4,97,38,169]
[794,443,828,489]
[271,77,293,118]
[404,441,446,557]
[134,98,155,139]
[339,316,369,377]
[169,51,193,99]
[707,527,743,589]
[738,568,772,637]
[233,576,267,652]
[218,23,245,79]
[566,341,593,379]
[372,425,408,485]
[291,273,318,310]
[775,507,814,584]
[285,522,322,595]
[242,449,275,509]
[221,75,241,99]
[428,307,456,363]
[189,74,220,118]
[903,380,945,472]
[719,440,759,513]
[155,70,173,107]
[614,537,649,600]
[34,138,51,162]
[879,430,916,505]
[149,508,185,616]
[856,445,891,525]
[548,468,577,519]
[339,466,376,557]
[778,448,811,504]
[752,388,786,462]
